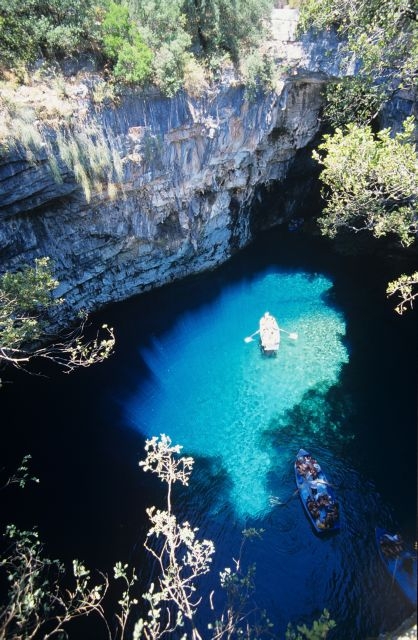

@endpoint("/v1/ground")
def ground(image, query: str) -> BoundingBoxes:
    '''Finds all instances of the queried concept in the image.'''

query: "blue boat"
[294,448,340,534]
[376,527,417,606]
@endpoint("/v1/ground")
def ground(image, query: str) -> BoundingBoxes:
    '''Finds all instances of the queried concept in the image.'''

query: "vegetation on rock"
[299,0,418,314]
[0,0,275,92]
[0,257,115,373]
[299,0,418,127]
[313,117,417,247]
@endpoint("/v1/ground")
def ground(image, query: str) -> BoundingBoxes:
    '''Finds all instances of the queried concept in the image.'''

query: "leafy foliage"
[101,1,153,85]
[387,271,418,314]
[1,0,274,91]
[0,257,115,371]
[313,117,418,246]
[183,0,273,61]
[0,257,60,352]
[299,0,418,126]
[241,50,276,99]
[285,608,336,640]
[324,77,387,128]
[0,0,101,66]
[125,0,193,95]
[0,524,109,640]
[152,35,193,96]
[0,454,39,490]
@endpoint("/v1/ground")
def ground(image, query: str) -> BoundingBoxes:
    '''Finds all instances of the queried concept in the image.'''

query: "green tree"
[313,116,418,246]
[101,1,133,60]
[0,0,102,67]
[101,1,153,85]
[126,0,192,94]
[0,257,115,372]
[300,1,418,312]
[183,0,273,60]
[113,39,153,84]
[298,0,418,126]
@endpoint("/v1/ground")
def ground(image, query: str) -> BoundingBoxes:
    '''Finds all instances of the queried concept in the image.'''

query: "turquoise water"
[126,268,348,518]
[2,229,416,639]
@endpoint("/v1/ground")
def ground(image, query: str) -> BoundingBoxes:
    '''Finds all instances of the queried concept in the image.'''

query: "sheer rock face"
[0,9,362,322]
[0,80,325,316]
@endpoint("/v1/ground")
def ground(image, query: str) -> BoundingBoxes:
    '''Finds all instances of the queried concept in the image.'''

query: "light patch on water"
[125,269,348,518]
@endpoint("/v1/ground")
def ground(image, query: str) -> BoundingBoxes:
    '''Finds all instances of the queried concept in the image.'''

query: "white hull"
[259,312,280,354]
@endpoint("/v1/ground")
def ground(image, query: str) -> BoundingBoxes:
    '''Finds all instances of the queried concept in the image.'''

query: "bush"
[101,1,132,61]
[183,55,209,97]
[101,1,153,85]
[153,34,191,96]
[0,0,102,66]
[113,39,153,84]
[241,50,276,99]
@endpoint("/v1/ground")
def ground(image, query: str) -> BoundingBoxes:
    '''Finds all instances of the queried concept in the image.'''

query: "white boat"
[259,312,280,355]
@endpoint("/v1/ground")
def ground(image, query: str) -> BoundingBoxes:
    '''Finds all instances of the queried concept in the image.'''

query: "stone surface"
[0,8,415,330]
[0,79,323,320]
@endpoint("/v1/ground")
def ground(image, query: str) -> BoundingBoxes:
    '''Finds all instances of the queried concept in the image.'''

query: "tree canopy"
[314,117,418,246]
[0,0,275,92]
[0,0,101,66]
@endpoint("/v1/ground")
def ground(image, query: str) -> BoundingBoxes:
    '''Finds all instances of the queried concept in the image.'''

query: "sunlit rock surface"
[0,8,413,324]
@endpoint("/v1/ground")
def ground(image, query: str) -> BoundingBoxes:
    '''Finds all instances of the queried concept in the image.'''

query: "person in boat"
[306,467,319,480]
[325,512,336,528]
[317,494,330,508]
[323,503,339,527]
[297,455,321,480]
[307,496,320,519]
[296,459,309,476]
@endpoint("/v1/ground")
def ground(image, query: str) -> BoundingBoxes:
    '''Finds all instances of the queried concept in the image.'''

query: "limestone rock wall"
[0,79,325,321]
[0,8,353,324]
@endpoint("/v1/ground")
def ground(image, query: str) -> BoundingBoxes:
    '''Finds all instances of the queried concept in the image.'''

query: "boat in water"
[294,448,340,534]
[259,312,280,355]
[376,527,417,606]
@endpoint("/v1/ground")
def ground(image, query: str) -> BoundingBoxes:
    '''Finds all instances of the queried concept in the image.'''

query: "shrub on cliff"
[0,0,102,67]
[299,0,418,314]
[298,0,418,127]
[182,0,273,61]
[125,0,193,94]
[314,117,418,248]
[1,0,275,90]
[101,0,153,85]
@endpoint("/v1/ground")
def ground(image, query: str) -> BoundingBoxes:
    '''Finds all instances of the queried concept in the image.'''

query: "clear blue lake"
[2,227,417,639]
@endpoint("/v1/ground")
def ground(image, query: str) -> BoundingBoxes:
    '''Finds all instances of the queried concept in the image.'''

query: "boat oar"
[279,328,298,340]
[244,329,260,343]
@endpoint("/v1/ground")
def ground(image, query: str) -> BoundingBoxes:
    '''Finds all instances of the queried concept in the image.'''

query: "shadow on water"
[262,377,355,453]
[1,226,416,640]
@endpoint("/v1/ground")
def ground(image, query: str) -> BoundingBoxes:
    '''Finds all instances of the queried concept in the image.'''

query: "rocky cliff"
[0,9,375,324]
